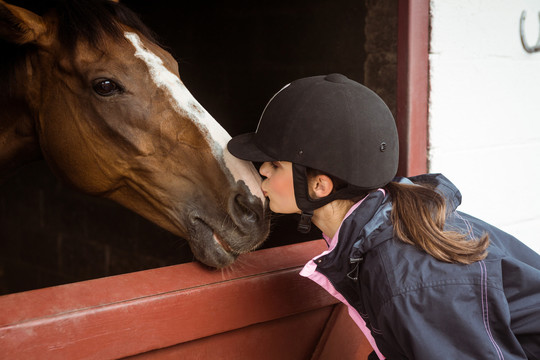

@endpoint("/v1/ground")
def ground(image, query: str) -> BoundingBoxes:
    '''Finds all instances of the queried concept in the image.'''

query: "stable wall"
[429,0,540,252]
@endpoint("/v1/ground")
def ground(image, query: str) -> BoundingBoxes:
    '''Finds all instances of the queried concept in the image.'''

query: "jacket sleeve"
[500,256,540,359]
[374,283,529,360]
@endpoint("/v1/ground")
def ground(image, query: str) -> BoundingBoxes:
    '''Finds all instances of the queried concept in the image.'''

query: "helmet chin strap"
[297,211,314,234]
[292,164,368,233]
[292,164,330,233]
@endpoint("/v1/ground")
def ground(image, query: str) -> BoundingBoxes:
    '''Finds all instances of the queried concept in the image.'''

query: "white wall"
[429,0,540,253]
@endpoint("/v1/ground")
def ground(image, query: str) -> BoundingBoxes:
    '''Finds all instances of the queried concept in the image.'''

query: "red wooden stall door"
[0,240,373,359]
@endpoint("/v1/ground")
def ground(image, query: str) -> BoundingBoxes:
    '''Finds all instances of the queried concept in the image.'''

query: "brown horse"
[0,0,269,268]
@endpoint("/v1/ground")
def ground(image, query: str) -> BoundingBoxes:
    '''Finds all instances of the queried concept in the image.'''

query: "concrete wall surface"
[429,0,540,253]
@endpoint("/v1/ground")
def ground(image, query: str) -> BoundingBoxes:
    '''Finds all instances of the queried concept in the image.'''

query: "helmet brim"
[227,133,276,162]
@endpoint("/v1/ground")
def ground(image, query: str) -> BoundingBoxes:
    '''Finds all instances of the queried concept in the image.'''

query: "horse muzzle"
[186,186,270,268]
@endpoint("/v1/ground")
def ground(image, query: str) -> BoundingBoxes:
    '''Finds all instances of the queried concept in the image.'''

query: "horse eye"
[93,79,123,97]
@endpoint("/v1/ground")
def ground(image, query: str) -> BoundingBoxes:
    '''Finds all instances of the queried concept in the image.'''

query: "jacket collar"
[406,173,462,212]
[335,173,462,257]
[322,196,369,251]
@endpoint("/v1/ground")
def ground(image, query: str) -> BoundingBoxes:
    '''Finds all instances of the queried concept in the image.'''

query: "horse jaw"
[124,32,265,204]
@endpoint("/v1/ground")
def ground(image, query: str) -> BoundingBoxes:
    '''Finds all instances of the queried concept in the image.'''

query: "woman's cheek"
[268,180,297,213]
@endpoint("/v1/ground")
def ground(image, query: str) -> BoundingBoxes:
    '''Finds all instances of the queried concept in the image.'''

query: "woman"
[227,74,540,359]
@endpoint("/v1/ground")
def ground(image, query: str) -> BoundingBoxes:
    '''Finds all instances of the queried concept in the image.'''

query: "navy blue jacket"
[312,174,540,359]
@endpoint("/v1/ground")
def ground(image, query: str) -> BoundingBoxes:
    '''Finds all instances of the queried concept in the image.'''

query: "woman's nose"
[259,162,271,177]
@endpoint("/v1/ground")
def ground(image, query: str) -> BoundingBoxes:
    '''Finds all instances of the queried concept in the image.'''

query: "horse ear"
[0,1,48,45]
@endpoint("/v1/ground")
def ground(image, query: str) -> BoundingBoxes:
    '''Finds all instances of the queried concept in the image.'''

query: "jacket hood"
[402,173,462,213]
[338,173,463,258]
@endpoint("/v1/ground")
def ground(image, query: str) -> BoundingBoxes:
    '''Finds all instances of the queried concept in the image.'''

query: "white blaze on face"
[125,32,264,203]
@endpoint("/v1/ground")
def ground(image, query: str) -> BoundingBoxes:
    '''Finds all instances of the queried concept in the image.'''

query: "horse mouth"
[213,232,233,253]
[187,218,239,268]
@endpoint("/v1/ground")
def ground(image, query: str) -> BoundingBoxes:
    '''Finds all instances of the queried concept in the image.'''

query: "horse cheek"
[37,107,115,195]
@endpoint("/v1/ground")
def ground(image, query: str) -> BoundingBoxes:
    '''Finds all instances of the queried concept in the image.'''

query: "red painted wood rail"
[0,240,373,359]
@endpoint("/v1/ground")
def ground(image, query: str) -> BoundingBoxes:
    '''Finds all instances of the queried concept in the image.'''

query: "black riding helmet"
[228,74,398,232]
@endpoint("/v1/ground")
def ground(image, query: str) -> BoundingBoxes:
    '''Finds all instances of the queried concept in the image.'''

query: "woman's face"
[259,161,300,214]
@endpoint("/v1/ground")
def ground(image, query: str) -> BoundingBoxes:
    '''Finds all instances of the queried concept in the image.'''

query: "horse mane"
[0,0,159,104]
[55,0,159,52]
[1,0,158,49]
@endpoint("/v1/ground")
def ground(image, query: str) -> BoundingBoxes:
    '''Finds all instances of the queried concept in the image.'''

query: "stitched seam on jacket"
[381,280,503,306]
[480,260,505,359]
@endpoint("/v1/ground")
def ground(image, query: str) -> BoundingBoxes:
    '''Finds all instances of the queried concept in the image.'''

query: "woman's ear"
[310,174,334,199]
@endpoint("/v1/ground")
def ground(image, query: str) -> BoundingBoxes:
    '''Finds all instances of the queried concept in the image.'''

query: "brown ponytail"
[385,182,489,264]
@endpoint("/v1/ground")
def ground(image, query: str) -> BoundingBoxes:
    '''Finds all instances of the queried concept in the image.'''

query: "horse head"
[0,0,270,268]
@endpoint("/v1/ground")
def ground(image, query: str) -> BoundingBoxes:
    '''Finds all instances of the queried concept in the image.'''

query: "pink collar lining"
[322,189,386,251]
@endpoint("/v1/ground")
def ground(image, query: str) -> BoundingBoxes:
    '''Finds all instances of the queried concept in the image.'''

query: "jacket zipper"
[347,256,364,281]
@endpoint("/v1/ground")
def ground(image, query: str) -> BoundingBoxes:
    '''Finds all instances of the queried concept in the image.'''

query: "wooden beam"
[130,306,335,359]
[397,0,430,176]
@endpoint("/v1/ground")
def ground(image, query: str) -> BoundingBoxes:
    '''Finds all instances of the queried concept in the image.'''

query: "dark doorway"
[0,0,381,294]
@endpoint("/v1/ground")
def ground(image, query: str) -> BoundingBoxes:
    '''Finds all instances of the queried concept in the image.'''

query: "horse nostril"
[232,193,260,225]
